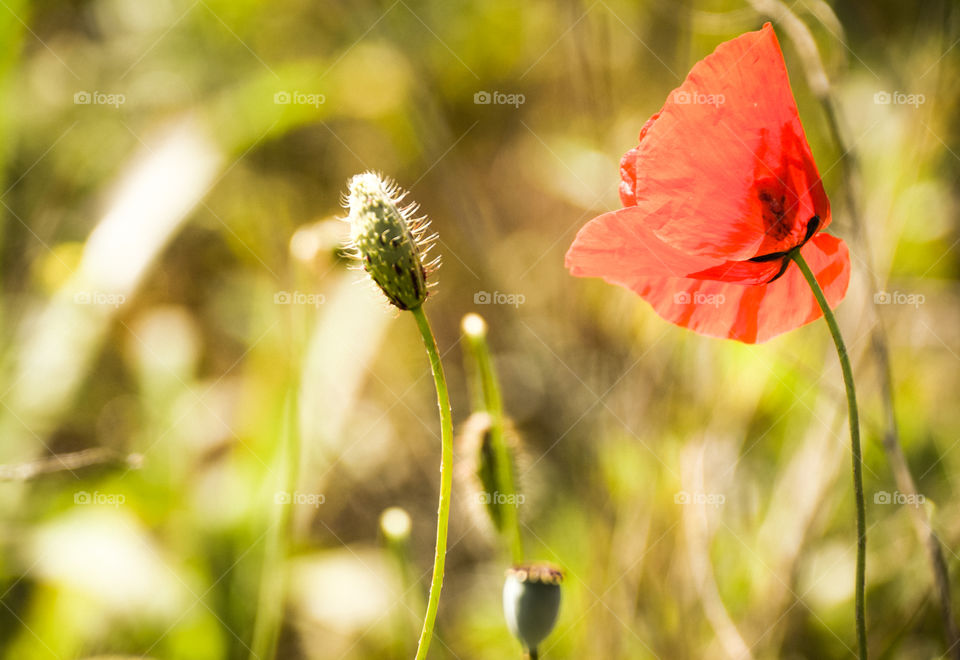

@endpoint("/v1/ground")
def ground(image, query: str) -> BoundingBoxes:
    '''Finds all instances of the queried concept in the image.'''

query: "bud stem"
[411,304,454,660]
[463,316,524,563]
[792,251,867,659]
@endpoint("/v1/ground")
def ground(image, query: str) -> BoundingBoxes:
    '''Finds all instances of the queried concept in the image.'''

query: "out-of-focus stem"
[0,448,140,480]
[462,314,524,563]
[250,393,298,660]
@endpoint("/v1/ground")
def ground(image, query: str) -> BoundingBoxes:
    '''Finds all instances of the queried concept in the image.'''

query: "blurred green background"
[0,0,957,658]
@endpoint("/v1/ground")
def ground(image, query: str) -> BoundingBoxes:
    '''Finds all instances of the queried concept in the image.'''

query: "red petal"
[619,147,639,207]
[685,258,785,285]
[620,23,831,261]
[618,114,659,207]
[566,206,726,280]
[566,206,791,285]
[622,233,850,343]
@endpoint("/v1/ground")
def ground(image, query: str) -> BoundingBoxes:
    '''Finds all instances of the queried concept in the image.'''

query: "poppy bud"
[503,563,563,657]
[458,412,527,538]
[344,172,439,310]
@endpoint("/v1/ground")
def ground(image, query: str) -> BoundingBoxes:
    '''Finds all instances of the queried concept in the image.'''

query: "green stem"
[792,251,867,659]
[411,305,454,660]
[463,318,525,563]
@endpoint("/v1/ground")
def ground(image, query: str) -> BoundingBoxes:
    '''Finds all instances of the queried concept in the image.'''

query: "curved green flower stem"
[411,304,454,660]
[792,252,867,660]
[463,320,525,563]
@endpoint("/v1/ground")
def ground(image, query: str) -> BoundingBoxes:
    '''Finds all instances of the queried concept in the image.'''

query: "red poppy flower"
[565,23,850,343]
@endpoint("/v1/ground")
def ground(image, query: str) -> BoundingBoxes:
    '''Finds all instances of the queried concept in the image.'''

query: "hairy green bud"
[345,172,438,310]
[458,412,527,537]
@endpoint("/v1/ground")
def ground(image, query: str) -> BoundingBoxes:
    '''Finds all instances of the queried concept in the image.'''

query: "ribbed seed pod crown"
[344,172,439,310]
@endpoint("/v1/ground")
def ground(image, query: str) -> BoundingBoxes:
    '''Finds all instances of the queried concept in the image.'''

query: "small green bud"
[461,312,487,339]
[344,172,439,310]
[503,563,563,656]
[379,506,412,543]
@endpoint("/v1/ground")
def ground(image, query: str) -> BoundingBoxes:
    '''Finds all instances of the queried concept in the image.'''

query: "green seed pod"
[344,172,439,310]
[503,563,563,656]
